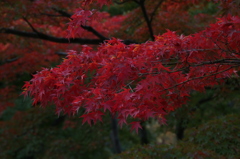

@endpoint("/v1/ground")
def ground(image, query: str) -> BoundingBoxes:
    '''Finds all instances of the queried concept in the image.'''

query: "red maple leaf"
[130,121,142,134]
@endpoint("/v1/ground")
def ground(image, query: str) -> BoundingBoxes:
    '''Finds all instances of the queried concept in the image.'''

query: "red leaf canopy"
[23,15,240,131]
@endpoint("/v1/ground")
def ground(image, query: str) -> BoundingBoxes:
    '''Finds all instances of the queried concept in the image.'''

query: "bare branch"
[40,13,68,17]
[139,0,155,40]
[0,28,104,44]
[52,8,72,18]
[0,27,138,45]
[81,25,109,40]
[55,52,68,56]
[0,57,19,65]
[22,17,40,33]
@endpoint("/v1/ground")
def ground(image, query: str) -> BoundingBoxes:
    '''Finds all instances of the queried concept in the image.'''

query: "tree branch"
[22,17,40,33]
[139,0,155,40]
[1,27,138,45]
[149,0,164,23]
[52,8,109,40]
[55,52,68,56]
[0,28,104,44]
[158,66,237,93]
[0,57,19,65]
[40,13,67,17]
[52,8,72,18]
[48,8,139,43]
[24,16,109,41]
[81,25,109,40]
[1,7,139,45]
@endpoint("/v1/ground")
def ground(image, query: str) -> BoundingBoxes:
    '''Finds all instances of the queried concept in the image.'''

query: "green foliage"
[162,80,240,136]
[112,142,224,159]
[101,2,138,16]
[189,2,219,16]
[118,125,141,150]
[0,96,32,120]
[184,114,240,158]
[0,106,111,159]
[114,113,240,159]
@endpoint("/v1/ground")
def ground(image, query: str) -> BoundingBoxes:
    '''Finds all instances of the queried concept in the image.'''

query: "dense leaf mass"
[23,14,240,131]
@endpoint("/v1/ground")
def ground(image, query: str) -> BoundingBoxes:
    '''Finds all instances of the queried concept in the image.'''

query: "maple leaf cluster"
[23,11,240,132]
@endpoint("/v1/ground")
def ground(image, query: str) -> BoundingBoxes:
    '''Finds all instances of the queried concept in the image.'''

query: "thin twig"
[158,66,237,93]
[22,17,40,33]
[149,0,164,23]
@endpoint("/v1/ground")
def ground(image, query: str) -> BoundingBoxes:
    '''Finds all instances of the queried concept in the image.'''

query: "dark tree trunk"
[175,118,185,140]
[111,116,122,153]
[140,121,149,144]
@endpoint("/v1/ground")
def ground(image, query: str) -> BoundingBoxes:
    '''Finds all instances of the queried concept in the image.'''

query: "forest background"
[0,0,240,158]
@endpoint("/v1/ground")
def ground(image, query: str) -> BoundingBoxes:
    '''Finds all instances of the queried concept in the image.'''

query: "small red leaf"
[130,121,142,133]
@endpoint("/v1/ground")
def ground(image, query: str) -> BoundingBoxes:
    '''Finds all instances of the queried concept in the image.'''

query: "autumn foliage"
[23,8,240,131]
[1,0,240,132]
